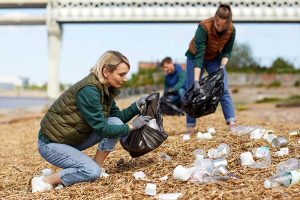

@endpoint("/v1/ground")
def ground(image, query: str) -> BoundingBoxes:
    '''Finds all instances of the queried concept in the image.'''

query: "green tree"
[228,43,257,68]
[269,57,295,73]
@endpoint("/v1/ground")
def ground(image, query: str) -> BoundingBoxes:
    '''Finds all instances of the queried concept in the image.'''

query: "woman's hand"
[136,95,148,108]
[129,115,152,131]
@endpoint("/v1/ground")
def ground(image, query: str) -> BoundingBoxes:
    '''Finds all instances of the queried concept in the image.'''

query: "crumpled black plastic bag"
[182,68,224,118]
[120,93,168,158]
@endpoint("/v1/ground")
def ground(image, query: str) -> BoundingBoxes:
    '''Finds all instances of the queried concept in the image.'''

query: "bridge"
[1,0,300,98]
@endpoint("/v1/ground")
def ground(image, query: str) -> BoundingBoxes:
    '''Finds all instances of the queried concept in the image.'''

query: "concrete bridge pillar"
[47,11,62,99]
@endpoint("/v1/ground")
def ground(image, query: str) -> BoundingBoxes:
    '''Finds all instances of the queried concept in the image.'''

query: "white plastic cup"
[207,127,216,135]
[240,152,255,166]
[250,128,264,139]
[212,158,228,168]
[145,183,156,196]
[182,134,191,141]
[173,165,191,181]
[266,134,277,143]
[255,146,270,158]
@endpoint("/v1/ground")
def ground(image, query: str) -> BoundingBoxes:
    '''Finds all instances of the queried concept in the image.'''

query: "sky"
[0,10,300,85]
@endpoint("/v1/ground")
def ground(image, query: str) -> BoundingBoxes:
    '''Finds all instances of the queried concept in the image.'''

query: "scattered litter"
[288,130,300,136]
[158,192,182,200]
[212,158,228,168]
[264,169,300,189]
[272,136,288,148]
[41,168,53,176]
[275,147,289,157]
[182,134,191,141]
[133,171,146,180]
[54,184,64,190]
[100,168,109,178]
[207,127,216,135]
[250,128,265,139]
[253,146,270,158]
[159,175,168,181]
[159,152,172,161]
[196,132,213,140]
[207,143,230,159]
[145,183,156,196]
[173,165,194,181]
[240,152,255,166]
[265,134,277,143]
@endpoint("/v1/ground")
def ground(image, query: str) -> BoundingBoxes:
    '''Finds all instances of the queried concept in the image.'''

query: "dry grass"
[0,98,300,200]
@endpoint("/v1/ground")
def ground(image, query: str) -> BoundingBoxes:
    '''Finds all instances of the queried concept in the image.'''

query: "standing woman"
[184,4,236,134]
[32,50,150,192]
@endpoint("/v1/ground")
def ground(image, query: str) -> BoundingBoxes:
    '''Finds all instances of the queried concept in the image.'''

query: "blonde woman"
[32,50,150,192]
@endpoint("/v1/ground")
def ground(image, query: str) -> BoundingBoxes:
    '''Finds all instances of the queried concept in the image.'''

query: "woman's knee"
[81,163,102,181]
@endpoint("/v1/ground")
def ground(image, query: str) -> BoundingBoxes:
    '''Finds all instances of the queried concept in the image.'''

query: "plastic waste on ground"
[250,128,266,139]
[264,169,300,189]
[193,148,206,157]
[265,133,277,144]
[240,152,255,166]
[41,168,53,176]
[159,152,172,161]
[230,125,257,136]
[158,193,183,200]
[252,146,270,158]
[276,158,299,176]
[207,127,216,135]
[289,130,300,136]
[159,175,168,181]
[173,165,194,181]
[207,143,230,159]
[264,158,300,189]
[100,168,109,178]
[245,147,272,169]
[196,132,213,140]
[145,183,156,196]
[54,184,64,190]
[133,171,146,180]
[212,158,228,168]
[272,136,288,148]
[182,134,191,141]
[275,147,289,157]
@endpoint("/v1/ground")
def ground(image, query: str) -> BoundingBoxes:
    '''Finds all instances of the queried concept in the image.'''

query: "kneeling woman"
[32,50,150,192]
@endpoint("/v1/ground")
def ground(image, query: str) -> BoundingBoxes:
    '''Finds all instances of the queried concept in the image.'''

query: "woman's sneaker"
[31,176,53,193]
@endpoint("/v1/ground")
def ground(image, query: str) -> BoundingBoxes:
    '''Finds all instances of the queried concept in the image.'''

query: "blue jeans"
[38,117,123,186]
[184,57,235,127]
[165,88,185,107]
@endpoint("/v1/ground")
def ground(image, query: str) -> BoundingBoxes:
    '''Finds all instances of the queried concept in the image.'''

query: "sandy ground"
[0,87,300,199]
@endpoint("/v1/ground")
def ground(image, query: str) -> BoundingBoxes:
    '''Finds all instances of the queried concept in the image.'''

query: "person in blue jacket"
[161,57,186,108]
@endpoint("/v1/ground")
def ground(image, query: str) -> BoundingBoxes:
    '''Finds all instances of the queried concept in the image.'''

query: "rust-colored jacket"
[188,17,234,61]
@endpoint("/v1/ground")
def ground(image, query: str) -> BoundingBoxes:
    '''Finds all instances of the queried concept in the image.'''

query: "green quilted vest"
[40,73,120,145]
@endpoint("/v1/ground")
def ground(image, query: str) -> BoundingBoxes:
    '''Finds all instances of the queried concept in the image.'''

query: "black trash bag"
[160,96,185,116]
[182,68,224,118]
[120,93,168,158]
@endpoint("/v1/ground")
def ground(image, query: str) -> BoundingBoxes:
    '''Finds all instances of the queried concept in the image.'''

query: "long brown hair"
[215,4,232,29]
[90,50,130,83]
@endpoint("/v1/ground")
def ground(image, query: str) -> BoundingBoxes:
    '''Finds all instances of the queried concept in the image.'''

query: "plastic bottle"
[276,158,299,176]
[264,169,300,189]
[230,125,256,136]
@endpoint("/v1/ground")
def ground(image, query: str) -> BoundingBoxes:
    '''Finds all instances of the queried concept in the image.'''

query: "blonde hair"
[90,50,130,83]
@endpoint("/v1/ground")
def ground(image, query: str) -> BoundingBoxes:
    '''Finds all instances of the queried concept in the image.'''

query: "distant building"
[0,76,29,90]
[138,61,186,70]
